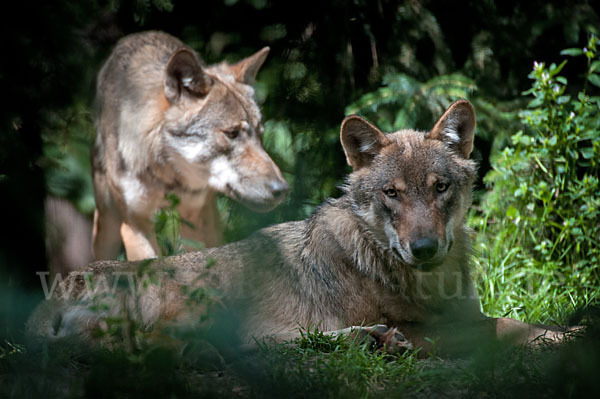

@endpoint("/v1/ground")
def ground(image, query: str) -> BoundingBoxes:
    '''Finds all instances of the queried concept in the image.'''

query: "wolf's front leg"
[329,325,414,354]
[391,318,580,357]
[93,201,124,261]
[120,221,159,260]
[492,317,580,345]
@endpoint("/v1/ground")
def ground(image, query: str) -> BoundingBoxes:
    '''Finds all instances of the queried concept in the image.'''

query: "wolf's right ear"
[427,99,476,159]
[164,48,213,102]
[340,116,389,170]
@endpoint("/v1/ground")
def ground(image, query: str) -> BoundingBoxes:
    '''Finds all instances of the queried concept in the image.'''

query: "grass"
[2,314,599,398]
[248,327,424,398]
[470,208,600,326]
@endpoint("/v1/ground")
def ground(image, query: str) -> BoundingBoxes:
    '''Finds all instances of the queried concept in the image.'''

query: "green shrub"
[345,71,520,151]
[473,34,600,323]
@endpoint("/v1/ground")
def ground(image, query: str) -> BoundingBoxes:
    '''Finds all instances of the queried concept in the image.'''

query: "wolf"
[92,31,288,261]
[28,100,572,354]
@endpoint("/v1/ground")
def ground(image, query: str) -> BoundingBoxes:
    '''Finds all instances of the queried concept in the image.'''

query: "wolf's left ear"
[341,115,389,170]
[231,47,270,85]
[427,99,476,159]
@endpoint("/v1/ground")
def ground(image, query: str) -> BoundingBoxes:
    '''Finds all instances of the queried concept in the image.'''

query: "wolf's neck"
[139,154,210,195]
[312,199,475,314]
[307,198,411,292]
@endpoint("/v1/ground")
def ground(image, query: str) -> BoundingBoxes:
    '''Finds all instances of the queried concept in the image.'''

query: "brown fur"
[92,31,288,261]
[29,100,575,354]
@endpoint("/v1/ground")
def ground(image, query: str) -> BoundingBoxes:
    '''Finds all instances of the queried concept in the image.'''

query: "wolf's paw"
[353,324,413,354]
[531,324,585,345]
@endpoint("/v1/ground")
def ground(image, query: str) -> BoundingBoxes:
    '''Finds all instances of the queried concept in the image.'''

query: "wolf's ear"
[164,48,213,102]
[340,115,389,170]
[427,99,476,158]
[231,47,270,85]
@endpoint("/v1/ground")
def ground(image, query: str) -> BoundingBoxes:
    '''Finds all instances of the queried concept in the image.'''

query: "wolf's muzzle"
[409,237,438,261]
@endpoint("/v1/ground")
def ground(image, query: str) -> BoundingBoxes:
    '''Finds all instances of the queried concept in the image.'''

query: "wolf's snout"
[410,238,438,261]
[240,175,288,212]
[269,180,289,201]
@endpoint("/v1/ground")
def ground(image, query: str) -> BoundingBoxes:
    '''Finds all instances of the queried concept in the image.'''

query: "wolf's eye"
[436,182,449,193]
[383,187,398,198]
[224,129,240,140]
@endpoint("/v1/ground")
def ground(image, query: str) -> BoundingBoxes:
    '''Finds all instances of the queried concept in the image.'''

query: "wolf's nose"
[410,238,438,261]
[269,180,289,201]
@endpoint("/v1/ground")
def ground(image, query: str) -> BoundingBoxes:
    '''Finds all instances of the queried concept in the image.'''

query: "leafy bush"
[346,72,476,132]
[41,101,96,215]
[473,34,600,323]
[344,71,522,176]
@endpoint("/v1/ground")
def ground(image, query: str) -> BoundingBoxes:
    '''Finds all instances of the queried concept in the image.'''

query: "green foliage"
[41,102,96,214]
[107,0,174,24]
[473,34,600,322]
[346,72,476,132]
[152,193,207,257]
[345,72,519,149]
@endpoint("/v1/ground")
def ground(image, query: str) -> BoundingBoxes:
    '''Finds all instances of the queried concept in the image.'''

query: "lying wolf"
[92,31,288,261]
[29,100,571,354]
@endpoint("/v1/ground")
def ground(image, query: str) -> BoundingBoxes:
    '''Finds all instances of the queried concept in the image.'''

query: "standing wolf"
[29,100,571,353]
[93,31,288,261]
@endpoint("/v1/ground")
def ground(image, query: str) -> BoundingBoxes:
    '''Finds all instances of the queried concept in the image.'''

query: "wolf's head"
[159,47,288,211]
[341,100,477,271]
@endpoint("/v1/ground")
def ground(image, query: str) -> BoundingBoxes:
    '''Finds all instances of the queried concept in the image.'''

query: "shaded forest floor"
[2,310,600,398]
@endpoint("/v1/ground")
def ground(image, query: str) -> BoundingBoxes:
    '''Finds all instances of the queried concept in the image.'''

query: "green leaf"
[549,60,567,76]
[555,76,568,85]
[522,87,536,96]
[520,135,532,146]
[580,147,594,159]
[591,61,600,73]
[527,97,544,108]
[560,48,584,56]
[588,73,600,88]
